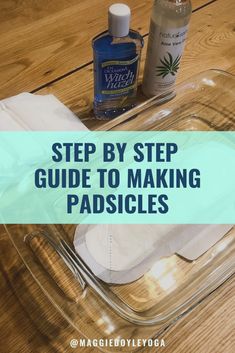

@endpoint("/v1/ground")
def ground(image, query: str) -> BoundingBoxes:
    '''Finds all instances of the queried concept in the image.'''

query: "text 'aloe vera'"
[143,0,192,97]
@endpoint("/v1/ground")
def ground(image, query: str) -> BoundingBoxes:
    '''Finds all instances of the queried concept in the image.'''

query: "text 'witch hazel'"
[92,4,144,120]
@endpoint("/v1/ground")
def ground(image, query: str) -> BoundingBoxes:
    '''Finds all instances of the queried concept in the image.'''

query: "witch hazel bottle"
[92,4,144,120]
[143,0,192,97]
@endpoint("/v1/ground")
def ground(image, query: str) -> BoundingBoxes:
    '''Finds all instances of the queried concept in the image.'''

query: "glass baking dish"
[4,70,235,352]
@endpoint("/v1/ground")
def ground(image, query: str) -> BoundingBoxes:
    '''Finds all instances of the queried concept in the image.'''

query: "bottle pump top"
[108,3,131,37]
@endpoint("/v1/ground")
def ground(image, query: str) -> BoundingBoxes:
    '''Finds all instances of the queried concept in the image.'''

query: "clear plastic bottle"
[92,4,144,120]
[142,0,192,97]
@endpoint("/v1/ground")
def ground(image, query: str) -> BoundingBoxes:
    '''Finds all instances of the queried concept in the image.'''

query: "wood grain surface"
[0,0,235,352]
[37,0,235,130]
[0,0,213,99]
[0,231,234,353]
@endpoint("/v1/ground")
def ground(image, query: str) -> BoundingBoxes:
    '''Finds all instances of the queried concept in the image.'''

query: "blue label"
[100,56,138,97]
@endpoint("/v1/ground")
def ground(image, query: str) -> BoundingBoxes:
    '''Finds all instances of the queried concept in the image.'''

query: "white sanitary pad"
[0,92,88,131]
[0,92,88,181]
[74,224,233,284]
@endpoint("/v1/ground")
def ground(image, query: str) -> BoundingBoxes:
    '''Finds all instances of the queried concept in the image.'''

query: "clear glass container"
[4,69,235,352]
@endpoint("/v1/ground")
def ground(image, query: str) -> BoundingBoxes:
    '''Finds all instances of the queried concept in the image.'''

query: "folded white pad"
[0,92,88,131]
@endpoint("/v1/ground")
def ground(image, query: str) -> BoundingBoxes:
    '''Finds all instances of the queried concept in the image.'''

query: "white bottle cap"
[108,3,131,37]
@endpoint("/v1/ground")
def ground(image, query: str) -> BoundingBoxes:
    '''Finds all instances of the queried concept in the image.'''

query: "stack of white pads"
[0,93,88,131]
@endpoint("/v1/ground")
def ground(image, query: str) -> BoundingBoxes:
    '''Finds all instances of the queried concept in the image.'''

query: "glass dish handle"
[24,230,87,290]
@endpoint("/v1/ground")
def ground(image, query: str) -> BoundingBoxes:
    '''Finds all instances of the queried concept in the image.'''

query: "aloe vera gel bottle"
[92,4,143,120]
[142,0,192,97]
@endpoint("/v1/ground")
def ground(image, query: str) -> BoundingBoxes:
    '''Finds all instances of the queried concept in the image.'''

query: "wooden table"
[0,0,234,352]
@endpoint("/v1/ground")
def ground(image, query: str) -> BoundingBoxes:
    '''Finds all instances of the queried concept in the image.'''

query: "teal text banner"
[0,131,234,224]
